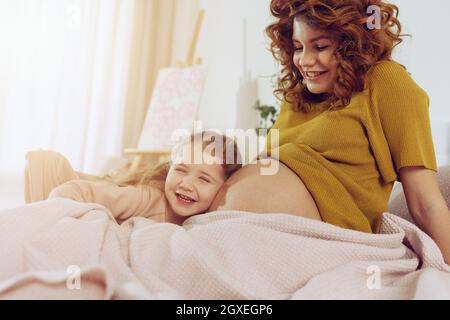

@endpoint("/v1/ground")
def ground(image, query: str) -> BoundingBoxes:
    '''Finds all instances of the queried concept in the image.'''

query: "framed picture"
[137,66,207,150]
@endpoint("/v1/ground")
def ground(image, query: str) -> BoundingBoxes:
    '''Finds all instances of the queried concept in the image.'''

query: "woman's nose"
[299,49,316,68]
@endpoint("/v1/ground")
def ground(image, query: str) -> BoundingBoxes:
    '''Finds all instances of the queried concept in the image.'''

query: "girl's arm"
[48,180,166,222]
[399,166,450,264]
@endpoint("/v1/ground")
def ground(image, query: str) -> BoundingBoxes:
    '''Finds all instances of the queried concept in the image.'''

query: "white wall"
[197,0,450,165]
[197,0,277,132]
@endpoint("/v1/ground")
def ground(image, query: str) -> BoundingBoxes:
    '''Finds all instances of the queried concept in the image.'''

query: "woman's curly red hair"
[266,0,404,112]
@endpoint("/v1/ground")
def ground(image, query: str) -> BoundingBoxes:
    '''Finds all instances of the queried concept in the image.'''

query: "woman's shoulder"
[365,59,427,97]
[366,60,410,83]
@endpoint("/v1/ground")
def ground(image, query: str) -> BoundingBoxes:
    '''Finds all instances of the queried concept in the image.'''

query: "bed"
[0,167,449,299]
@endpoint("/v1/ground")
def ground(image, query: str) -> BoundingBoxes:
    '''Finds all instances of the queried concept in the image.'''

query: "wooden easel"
[124,10,205,172]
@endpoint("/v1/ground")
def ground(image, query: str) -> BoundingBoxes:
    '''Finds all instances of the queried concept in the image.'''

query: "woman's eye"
[317,45,329,51]
[175,168,186,173]
[294,47,303,52]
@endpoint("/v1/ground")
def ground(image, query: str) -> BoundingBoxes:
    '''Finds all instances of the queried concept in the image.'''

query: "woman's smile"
[304,71,329,81]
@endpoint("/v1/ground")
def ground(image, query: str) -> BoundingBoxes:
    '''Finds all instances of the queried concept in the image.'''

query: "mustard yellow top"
[264,60,437,233]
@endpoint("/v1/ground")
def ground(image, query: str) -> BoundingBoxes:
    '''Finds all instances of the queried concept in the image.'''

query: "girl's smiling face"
[164,143,226,219]
[292,16,339,95]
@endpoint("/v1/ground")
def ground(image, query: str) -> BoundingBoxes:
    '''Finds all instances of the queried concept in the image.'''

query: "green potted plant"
[253,99,279,136]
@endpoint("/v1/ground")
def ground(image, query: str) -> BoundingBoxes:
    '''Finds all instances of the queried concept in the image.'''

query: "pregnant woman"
[209,0,450,263]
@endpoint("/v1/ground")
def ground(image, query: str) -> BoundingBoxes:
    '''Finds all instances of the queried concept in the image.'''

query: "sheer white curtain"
[0,0,200,177]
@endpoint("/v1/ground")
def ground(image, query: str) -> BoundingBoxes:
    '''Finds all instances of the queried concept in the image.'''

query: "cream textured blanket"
[1,198,449,300]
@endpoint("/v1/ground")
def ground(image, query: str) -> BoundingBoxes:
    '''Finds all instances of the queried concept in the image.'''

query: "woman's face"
[292,16,339,94]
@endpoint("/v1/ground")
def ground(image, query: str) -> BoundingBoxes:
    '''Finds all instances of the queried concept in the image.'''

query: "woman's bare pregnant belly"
[208,159,322,221]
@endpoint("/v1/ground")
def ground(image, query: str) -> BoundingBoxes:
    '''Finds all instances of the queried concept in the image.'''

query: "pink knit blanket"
[1,198,449,299]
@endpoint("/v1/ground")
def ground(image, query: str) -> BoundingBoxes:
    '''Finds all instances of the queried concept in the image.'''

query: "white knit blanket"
[1,198,449,299]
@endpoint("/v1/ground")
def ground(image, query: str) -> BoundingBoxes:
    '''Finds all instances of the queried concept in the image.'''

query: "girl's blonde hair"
[105,131,242,191]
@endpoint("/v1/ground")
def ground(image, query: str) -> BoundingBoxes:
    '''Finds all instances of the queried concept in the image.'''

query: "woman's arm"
[399,166,450,264]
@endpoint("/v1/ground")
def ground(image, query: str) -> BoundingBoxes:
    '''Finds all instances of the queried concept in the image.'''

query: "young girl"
[25,131,242,225]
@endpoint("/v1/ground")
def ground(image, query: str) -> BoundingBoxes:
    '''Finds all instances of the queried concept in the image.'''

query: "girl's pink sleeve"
[48,180,166,221]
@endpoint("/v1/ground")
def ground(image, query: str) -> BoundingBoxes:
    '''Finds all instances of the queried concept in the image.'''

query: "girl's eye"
[200,177,211,183]
[294,47,303,52]
[175,168,186,173]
